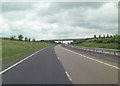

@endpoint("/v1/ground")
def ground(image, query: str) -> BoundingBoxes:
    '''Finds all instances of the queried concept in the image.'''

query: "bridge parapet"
[43,38,85,41]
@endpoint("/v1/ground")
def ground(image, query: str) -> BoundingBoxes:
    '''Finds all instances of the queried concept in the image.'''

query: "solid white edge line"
[58,57,59,60]
[65,71,72,81]
[61,46,120,70]
[0,48,46,74]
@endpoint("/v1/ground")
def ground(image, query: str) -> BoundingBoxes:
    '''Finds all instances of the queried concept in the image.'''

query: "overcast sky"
[1,2,118,40]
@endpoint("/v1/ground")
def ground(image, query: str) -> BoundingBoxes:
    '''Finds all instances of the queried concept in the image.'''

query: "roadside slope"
[2,39,52,64]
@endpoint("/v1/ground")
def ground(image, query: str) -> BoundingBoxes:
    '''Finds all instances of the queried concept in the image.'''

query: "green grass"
[73,42,119,50]
[2,39,52,64]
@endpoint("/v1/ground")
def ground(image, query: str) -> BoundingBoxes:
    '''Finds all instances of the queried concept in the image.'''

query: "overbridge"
[43,38,88,43]
[43,38,83,42]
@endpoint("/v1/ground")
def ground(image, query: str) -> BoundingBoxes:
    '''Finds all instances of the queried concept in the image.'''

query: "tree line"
[71,34,120,45]
[3,34,57,44]
[10,34,36,42]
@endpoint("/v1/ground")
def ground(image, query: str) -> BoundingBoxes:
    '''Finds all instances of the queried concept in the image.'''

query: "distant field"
[73,42,119,50]
[2,39,52,64]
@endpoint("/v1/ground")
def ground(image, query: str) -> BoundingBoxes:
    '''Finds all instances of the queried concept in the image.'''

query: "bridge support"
[62,41,63,44]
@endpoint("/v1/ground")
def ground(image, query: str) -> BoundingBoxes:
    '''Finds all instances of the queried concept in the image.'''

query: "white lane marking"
[65,71,72,81]
[61,47,120,70]
[58,57,59,60]
[0,48,46,74]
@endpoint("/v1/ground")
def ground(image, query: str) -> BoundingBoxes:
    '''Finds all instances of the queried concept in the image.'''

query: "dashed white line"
[0,48,46,75]
[65,71,72,81]
[61,47,120,70]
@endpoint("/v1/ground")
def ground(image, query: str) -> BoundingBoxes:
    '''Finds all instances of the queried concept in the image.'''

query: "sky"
[0,2,118,40]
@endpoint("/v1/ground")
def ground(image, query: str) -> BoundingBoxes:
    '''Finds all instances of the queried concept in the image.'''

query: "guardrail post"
[113,52,116,56]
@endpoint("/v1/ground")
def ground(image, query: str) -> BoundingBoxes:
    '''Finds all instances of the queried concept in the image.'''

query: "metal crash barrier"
[61,44,120,56]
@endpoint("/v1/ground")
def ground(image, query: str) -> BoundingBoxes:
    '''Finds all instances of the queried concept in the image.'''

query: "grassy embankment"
[73,42,118,49]
[2,39,52,64]
[71,34,119,50]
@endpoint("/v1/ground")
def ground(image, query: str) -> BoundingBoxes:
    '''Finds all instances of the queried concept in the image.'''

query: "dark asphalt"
[2,46,72,84]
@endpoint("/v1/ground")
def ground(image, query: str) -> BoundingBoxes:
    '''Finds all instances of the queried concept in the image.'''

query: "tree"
[18,34,23,41]
[28,38,31,42]
[99,35,101,38]
[107,34,109,38]
[58,41,61,44]
[103,35,106,38]
[10,36,15,40]
[32,38,35,42]
[70,42,74,45]
[118,35,120,44]
[25,37,28,41]
[41,40,44,42]
[110,35,113,38]
[94,35,97,38]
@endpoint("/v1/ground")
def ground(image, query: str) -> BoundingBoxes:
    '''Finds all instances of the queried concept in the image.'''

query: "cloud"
[52,2,106,9]
[1,2,118,40]
[2,2,35,12]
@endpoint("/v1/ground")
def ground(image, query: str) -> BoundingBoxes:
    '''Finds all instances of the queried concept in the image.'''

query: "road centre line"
[61,46,120,70]
[0,48,46,74]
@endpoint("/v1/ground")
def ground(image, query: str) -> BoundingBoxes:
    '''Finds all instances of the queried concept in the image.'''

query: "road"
[54,45,118,84]
[2,46,72,84]
[2,45,119,84]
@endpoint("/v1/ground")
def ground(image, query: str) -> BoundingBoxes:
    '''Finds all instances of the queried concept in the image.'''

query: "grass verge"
[73,42,119,50]
[2,39,52,64]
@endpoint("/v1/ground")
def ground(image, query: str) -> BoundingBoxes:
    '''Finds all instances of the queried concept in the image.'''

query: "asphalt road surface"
[54,45,118,84]
[2,46,72,84]
[2,45,119,84]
